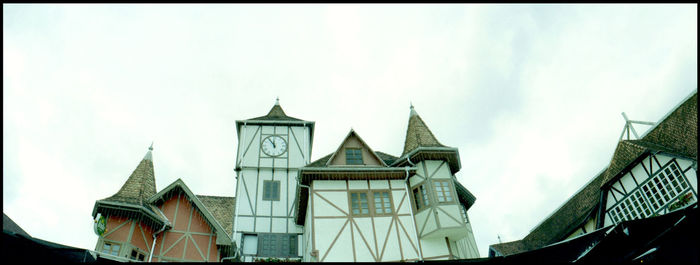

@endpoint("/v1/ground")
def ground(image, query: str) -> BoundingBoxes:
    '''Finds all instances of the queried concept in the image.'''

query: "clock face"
[261,135,287,157]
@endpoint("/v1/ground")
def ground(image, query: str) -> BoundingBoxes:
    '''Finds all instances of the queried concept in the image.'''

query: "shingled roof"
[401,105,448,156]
[100,146,157,206]
[305,151,398,168]
[490,91,697,257]
[197,195,235,238]
[247,99,303,121]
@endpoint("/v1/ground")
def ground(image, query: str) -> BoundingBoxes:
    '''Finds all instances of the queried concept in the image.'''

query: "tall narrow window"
[413,184,430,211]
[263,180,280,201]
[433,180,454,203]
[346,148,363,165]
[350,192,370,215]
[373,191,393,214]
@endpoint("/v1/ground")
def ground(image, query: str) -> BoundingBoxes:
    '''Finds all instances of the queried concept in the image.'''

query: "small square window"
[433,180,454,203]
[263,180,280,201]
[346,148,363,165]
[102,242,120,256]
[373,191,393,215]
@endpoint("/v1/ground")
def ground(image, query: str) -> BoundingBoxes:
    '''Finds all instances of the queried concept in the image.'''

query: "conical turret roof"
[101,144,157,206]
[401,105,447,156]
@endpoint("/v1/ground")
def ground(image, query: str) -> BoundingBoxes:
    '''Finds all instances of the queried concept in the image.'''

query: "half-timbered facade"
[233,99,314,261]
[92,146,235,262]
[489,91,698,257]
[230,101,480,261]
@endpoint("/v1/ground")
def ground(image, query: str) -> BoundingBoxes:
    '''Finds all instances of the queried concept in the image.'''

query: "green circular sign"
[94,214,106,236]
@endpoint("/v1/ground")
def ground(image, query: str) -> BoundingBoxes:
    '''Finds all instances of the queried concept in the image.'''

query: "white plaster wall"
[455,220,480,258]
[419,236,449,259]
[630,162,650,183]
[314,191,349,216]
[389,180,405,190]
[436,204,462,228]
[369,180,389,190]
[313,180,346,190]
[348,180,368,190]
[619,172,637,194]
[238,125,262,168]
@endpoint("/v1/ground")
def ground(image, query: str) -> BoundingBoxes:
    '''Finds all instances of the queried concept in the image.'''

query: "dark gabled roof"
[638,92,697,159]
[196,195,235,238]
[375,151,399,165]
[306,153,333,168]
[489,239,528,257]
[3,213,30,237]
[490,91,697,256]
[247,102,303,121]
[305,150,399,169]
[453,181,477,211]
[401,105,448,157]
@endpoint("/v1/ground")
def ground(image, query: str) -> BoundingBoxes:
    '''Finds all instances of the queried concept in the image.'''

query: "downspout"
[148,223,168,262]
[404,160,423,261]
[232,121,247,253]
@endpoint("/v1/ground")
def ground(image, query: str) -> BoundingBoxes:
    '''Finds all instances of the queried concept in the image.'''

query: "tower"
[233,99,315,261]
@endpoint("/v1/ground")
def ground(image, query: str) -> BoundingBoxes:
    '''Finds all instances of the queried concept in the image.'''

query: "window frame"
[345,148,364,165]
[101,241,121,256]
[432,179,456,204]
[606,160,695,224]
[129,248,147,261]
[257,233,299,258]
[372,191,394,216]
[263,180,281,201]
[349,192,371,217]
[412,183,431,212]
[348,190,394,217]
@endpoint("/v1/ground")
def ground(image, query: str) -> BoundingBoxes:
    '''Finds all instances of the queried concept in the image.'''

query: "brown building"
[91,145,235,262]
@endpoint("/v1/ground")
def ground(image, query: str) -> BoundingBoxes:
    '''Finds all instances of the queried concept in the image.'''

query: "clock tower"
[233,99,314,261]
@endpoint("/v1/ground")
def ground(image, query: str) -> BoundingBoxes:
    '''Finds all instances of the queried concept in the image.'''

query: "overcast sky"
[3,4,697,258]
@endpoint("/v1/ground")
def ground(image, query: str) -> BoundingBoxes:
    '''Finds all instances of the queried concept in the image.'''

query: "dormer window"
[346,148,363,165]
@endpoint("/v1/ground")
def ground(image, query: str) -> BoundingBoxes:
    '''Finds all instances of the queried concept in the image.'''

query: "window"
[433,180,454,203]
[242,234,258,255]
[346,148,363,165]
[350,191,394,216]
[608,161,694,223]
[257,234,298,258]
[413,184,430,211]
[263,180,280,201]
[102,242,120,256]
[130,249,146,261]
[373,191,393,215]
[350,192,370,215]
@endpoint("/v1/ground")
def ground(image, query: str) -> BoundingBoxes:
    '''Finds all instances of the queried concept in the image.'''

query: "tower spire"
[275,97,280,106]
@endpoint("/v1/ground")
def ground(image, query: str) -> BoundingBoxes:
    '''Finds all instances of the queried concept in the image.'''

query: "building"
[232,101,480,261]
[489,91,697,258]
[92,99,480,262]
[91,145,236,262]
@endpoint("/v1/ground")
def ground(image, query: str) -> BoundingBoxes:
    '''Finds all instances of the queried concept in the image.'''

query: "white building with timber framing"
[489,91,698,257]
[232,100,480,261]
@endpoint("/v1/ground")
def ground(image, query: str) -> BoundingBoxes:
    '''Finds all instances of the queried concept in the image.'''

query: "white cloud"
[3,4,696,258]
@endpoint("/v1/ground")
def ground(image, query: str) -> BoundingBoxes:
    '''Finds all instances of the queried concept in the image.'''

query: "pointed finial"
[275,97,280,106]
[149,141,154,151]
[409,102,417,116]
